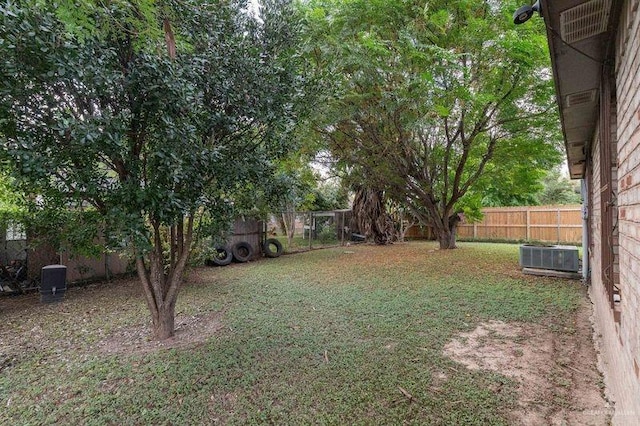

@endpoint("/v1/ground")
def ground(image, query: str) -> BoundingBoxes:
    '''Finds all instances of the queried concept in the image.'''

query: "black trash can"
[40,265,67,303]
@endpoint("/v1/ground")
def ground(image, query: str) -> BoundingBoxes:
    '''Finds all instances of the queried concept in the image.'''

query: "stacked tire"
[262,238,283,258]
[206,245,233,266]
[231,241,253,262]
[206,239,283,267]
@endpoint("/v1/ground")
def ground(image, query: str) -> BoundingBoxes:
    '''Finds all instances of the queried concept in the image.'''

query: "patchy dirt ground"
[0,275,226,361]
[443,297,611,425]
[0,244,613,424]
[84,289,612,424]
[96,310,225,355]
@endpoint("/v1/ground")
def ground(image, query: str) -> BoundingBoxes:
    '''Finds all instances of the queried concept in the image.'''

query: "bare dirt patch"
[1,277,227,358]
[96,310,225,355]
[444,299,611,425]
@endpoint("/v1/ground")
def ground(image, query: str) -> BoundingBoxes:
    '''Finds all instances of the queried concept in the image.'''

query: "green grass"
[0,242,585,425]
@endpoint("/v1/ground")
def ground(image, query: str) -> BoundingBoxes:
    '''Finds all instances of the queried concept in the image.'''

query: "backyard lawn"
[0,242,608,425]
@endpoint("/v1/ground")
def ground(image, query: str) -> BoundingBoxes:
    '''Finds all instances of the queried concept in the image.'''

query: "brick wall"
[590,124,603,298]
[591,1,640,424]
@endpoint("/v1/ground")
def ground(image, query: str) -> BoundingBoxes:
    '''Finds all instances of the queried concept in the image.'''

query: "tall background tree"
[302,0,563,248]
[536,167,582,205]
[0,0,306,339]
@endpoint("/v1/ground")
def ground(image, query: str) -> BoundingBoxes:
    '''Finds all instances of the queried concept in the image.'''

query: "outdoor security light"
[513,0,541,25]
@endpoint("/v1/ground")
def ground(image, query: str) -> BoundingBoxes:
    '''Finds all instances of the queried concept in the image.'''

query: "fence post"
[308,212,313,251]
[557,208,561,243]
[105,251,110,281]
[526,208,531,241]
[340,211,345,246]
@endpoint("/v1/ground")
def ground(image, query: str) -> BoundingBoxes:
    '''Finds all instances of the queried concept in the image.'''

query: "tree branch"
[165,214,194,305]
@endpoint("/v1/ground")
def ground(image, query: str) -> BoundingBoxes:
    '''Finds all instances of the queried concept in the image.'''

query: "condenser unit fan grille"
[519,245,580,272]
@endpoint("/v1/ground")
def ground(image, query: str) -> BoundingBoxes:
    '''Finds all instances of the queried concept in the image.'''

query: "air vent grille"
[519,245,580,272]
[565,90,597,107]
[560,0,612,43]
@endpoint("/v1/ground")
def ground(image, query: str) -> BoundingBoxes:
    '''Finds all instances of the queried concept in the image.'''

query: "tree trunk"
[154,299,176,340]
[281,210,295,247]
[278,215,287,236]
[436,213,462,250]
[437,228,457,249]
[136,215,194,340]
[352,186,395,245]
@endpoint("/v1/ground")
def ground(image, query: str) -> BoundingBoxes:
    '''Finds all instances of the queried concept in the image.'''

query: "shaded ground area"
[97,310,225,355]
[0,242,610,424]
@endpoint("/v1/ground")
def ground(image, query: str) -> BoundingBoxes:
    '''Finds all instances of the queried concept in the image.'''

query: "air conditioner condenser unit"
[519,244,580,273]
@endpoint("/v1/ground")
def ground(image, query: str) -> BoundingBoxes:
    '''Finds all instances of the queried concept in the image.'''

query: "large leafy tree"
[302,0,562,248]
[536,168,582,205]
[0,0,304,339]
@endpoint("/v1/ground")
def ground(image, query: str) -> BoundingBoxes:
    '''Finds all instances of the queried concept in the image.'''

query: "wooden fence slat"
[396,205,582,244]
[455,204,581,244]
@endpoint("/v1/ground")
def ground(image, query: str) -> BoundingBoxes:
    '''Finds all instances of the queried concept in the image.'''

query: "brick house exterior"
[541,0,640,423]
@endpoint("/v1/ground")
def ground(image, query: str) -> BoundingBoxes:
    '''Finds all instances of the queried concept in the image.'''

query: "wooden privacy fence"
[457,205,582,244]
[60,251,130,283]
[229,218,263,260]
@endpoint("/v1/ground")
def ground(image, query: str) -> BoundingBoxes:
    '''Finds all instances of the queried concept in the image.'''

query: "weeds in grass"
[0,242,586,424]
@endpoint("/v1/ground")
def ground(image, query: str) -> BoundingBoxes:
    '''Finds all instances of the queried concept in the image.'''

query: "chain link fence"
[267,210,363,253]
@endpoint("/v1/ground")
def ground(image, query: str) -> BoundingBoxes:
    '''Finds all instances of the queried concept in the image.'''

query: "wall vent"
[560,0,612,44]
[565,89,597,107]
[519,245,580,272]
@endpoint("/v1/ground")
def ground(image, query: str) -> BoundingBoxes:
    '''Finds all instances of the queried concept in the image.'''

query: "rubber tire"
[263,238,283,258]
[232,241,254,262]
[208,245,233,266]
